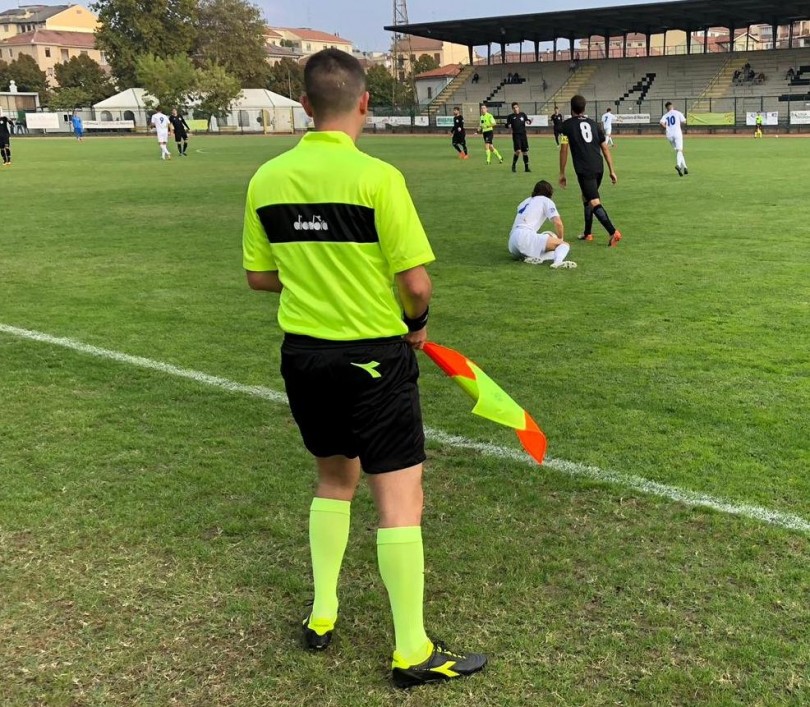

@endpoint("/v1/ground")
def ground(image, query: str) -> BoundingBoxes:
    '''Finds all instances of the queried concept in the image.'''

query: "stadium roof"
[384,0,810,46]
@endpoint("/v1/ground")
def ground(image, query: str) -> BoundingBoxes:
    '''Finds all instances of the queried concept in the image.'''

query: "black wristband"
[403,306,429,332]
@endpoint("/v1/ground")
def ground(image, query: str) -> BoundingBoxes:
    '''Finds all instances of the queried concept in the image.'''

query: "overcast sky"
[259,0,674,51]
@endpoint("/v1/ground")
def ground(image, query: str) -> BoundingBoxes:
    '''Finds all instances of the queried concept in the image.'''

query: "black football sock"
[512,154,519,168]
[5,148,10,163]
[1,149,6,163]
[593,204,616,236]
[462,143,468,155]
[523,154,529,170]
[583,204,594,235]
[183,140,188,154]
[177,143,182,155]
[453,143,462,153]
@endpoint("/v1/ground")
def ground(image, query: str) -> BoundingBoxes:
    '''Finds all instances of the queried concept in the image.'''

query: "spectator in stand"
[472,71,480,84]
[542,78,548,92]
[756,72,766,85]
[733,69,741,83]
[786,67,796,81]
[507,72,513,84]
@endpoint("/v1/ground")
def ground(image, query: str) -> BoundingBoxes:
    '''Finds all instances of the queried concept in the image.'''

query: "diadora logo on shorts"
[351,361,382,379]
[293,214,329,232]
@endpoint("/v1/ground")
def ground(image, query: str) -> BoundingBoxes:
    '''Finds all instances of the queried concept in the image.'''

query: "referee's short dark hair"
[570,95,587,115]
[304,48,367,119]
[532,180,554,198]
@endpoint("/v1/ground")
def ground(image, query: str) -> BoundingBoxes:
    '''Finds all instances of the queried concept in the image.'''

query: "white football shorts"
[508,228,552,260]
[668,134,684,151]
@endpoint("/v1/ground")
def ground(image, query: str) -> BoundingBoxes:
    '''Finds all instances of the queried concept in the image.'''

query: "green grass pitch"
[0,134,808,705]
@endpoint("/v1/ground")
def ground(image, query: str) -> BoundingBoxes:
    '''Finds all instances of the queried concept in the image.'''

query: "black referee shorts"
[512,134,529,152]
[0,135,9,148]
[280,334,426,474]
[174,131,188,142]
[452,132,466,144]
[482,130,494,144]
[577,171,604,202]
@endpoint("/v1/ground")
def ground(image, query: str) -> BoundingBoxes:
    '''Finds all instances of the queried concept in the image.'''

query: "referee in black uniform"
[505,102,532,173]
[559,94,622,247]
[169,108,190,156]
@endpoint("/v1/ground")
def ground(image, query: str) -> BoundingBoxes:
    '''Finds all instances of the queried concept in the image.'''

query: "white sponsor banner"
[367,116,429,127]
[527,114,548,126]
[615,113,651,124]
[84,120,135,129]
[435,116,454,127]
[790,110,810,125]
[746,112,778,126]
[25,112,61,129]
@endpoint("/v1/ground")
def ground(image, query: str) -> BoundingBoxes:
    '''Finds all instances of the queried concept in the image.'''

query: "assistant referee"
[242,48,486,689]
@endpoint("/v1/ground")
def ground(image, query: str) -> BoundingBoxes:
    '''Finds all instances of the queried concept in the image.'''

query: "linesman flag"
[422,342,547,464]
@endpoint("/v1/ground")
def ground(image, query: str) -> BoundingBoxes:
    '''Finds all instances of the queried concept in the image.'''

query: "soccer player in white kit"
[150,107,172,160]
[601,108,616,147]
[660,101,688,176]
[508,180,576,269]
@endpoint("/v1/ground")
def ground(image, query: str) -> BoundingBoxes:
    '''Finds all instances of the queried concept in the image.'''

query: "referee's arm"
[396,265,432,350]
[246,270,283,292]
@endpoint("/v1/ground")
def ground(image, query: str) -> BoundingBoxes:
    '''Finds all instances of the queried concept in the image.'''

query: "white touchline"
[2,322,809,536]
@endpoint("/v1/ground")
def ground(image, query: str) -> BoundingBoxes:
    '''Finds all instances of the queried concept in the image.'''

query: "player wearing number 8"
[559,95,622,247]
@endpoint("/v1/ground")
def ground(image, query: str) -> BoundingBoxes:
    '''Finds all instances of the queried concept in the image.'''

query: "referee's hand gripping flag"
[422,342,547,464]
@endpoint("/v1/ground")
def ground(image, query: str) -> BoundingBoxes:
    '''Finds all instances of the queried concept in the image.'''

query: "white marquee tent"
[92,88,308,133]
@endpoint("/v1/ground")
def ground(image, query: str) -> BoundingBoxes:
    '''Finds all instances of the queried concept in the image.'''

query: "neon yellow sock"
[486,150,491,163]
[377,526,432,665]
[493,148,502,160]
[308,497,350,633]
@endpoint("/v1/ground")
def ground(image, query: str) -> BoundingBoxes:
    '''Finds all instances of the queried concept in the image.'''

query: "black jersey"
[169,114,189,134]
[551,113,564,131]
[452,114,465,135]
[506,112,531,135]
[561,115,605,175]
[0,116,13,136]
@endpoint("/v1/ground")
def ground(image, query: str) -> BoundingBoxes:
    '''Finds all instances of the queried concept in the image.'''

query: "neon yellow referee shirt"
[243,131,435,341]
[479,112,496,132]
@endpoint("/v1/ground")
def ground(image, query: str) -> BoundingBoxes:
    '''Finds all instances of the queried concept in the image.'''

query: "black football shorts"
[512,134,529,152]
[577,171,604,202]
[280,334,426,474]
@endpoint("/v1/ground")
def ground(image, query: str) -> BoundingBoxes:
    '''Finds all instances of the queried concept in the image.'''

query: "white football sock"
[552,243,570,266]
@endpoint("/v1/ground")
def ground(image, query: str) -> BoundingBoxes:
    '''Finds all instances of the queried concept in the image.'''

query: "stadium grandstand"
[384,0,810,132]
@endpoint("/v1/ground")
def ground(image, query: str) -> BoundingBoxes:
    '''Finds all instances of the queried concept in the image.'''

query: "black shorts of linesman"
[558,94,623,247]
[242,48,487,688]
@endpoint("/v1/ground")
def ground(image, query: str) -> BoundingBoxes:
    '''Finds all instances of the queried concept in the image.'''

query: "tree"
[135,53,197,110]
[365,65,413,109]
[193,61,241,120]
[194,0,269,87]
[8,54,49,95]
[48,86,92,110]
[53,55,115,105]
[92,0,198,87]
[0,60,11,91]
[411,53,440,77]
[267,58,303,100]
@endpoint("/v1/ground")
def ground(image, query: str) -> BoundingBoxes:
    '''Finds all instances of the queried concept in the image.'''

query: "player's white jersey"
[151,112,169,134]
[510,196,559,235]
[660,109,686,138]
[601,112,616,134]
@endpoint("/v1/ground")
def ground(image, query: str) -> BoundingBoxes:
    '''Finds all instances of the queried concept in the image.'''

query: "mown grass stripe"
[3,321,808,536]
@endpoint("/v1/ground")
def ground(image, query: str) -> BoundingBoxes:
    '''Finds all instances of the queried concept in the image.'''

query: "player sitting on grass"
[508,180,576,269]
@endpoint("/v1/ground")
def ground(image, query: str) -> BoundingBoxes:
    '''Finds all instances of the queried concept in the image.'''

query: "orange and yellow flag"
[422,342,547,464]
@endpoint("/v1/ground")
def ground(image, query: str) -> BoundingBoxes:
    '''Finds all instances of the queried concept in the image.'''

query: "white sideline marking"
[2,322,809,536]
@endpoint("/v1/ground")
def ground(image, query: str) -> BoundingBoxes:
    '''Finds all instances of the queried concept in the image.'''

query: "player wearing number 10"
[559,95,622,247]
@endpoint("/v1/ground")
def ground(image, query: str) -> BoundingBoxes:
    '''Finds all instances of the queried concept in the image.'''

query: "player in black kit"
[559,95,622,247]
[450,106,468,159]
[0,112,15,166]
[169,108,190,156]
[551,106,563,146]
[505,102,531,173]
